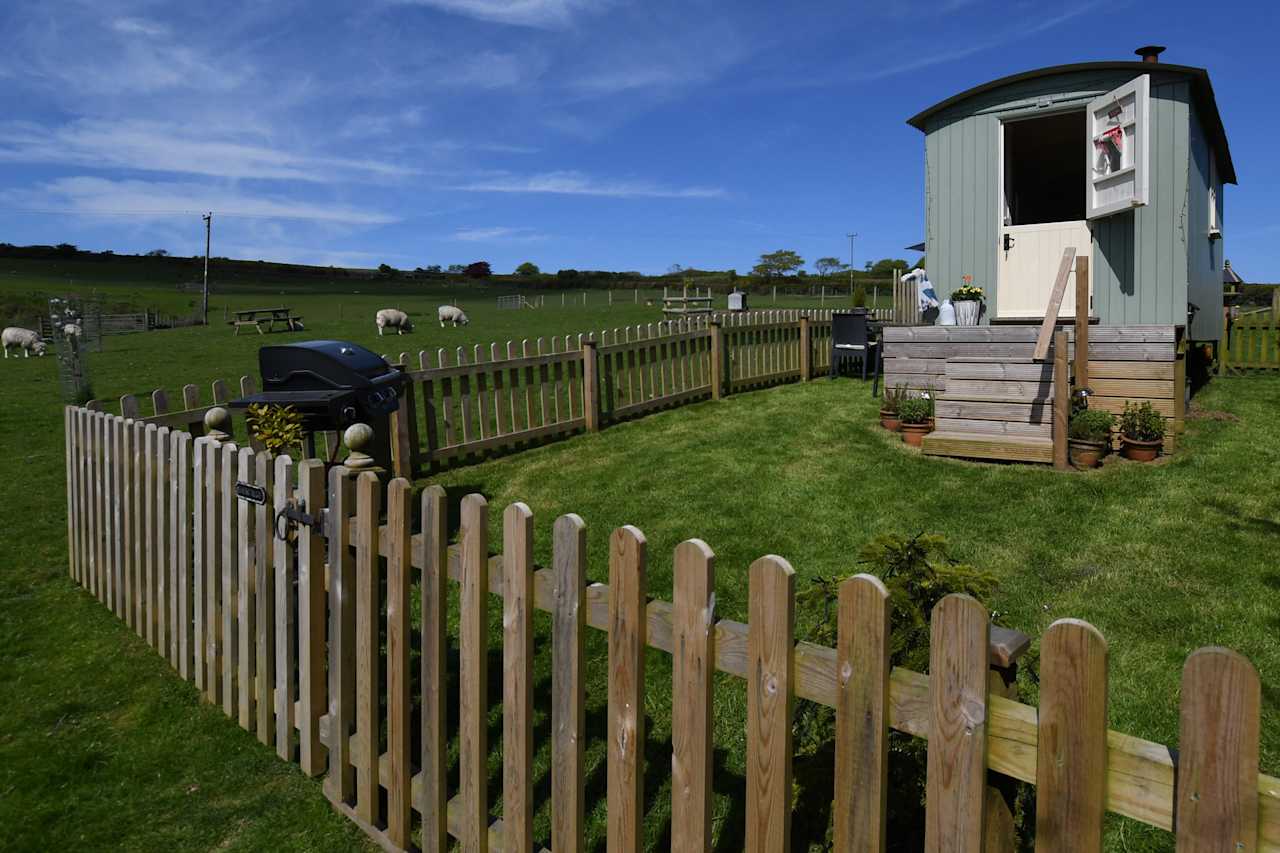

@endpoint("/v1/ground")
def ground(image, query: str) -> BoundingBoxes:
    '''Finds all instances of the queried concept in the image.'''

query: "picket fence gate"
[64,402,1280,852]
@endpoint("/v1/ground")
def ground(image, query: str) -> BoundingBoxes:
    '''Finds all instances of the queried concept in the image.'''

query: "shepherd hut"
[907,46,1232,343]
[882,47,1232,464]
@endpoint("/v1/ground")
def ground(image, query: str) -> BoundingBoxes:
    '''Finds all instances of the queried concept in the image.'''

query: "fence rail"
[63,407,1280,851]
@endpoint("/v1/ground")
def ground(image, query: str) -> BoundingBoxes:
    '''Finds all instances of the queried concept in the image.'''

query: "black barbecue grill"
[229,340,406,431]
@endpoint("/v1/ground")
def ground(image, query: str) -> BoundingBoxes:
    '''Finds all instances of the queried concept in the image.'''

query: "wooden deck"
[885,324,1185,462]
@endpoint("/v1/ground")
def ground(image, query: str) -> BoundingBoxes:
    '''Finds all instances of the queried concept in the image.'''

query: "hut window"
[1002,111,1087,226]
[1208,148,1221,235]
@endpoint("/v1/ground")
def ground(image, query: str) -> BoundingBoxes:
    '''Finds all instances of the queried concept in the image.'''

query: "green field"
[2,261,1277,851]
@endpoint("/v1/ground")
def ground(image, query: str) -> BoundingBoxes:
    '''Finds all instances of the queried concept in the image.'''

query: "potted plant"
[898,396,933,446]
[1119,401,1165,461]
[1068,409,1114,468]
[951,275,984,326]
[880,384,907,431]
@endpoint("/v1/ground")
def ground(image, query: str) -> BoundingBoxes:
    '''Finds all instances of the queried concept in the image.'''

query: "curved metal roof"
[906,61,1236,184]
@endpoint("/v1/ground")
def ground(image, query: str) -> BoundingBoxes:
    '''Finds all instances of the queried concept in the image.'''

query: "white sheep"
[2,326,47,358]
[437,305,469,327]
[63,322,83,339]
[375,308,414,336]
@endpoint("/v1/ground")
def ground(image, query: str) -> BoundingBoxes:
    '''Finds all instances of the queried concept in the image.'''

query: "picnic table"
[228,307,304,335]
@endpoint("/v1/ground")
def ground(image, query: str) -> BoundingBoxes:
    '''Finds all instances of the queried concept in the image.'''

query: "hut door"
[1086,75,1150,218]
[997,111,1091,319]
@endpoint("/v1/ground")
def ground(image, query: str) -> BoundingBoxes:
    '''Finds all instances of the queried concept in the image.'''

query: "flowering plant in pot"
[898,396,933,447]
[1068,409,1114,468]
[879,384,908,431]
[951,275,984,326]
[1119,401,1165,461]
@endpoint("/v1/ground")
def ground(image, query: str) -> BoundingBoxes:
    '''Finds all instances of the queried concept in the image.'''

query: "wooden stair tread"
[922,431,1054,463]
[943,357,1039,364]
[936,393,1052,404]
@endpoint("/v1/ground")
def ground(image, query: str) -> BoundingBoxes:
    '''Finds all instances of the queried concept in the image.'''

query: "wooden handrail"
[1032,247,1077,361]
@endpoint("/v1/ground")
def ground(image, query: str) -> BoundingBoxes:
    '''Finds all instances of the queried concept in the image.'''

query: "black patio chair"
[829,310,880,386]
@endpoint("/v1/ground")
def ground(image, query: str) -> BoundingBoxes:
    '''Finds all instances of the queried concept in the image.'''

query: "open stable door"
[1086,75,1150,219]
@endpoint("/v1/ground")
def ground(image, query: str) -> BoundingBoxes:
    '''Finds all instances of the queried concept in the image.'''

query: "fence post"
[799,316,811,381]
[1074,256,1090,392]
[325,465,357,802]
[710,321,724,400]
[1053,330,1069,471]
[582,341,600,432]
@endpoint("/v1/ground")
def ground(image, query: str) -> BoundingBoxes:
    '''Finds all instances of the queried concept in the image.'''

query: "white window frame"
[1086,75,1151,220]
[1208,147,1221,238]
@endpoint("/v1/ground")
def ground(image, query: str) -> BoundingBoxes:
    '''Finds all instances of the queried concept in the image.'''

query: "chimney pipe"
[1135,45,1166,63]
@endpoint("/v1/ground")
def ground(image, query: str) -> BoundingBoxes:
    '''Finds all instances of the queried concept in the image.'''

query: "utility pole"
[846,232,857,299]
[202,212,212,325]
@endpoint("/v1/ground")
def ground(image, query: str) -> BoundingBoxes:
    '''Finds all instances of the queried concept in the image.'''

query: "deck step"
[933,417,1051,438]
[942,379,1053,399]
[944,361,1054,382]
[936,393,1053,405]
[922,431,1054,463]
[945,357,1040,364]
[934,398,1052,424]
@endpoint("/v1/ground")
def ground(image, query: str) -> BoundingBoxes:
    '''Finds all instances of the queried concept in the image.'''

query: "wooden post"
[326,466,357,802]
[710,321,724,400]
[460,494,490,853]
[581,341,600,432]
[799,316,811,381]
[1053,330,1069,471]
[608,526,647,853]
[1074,255,1090,391]
[671,539,715,853]
[747,556,795,853]
[552,513,587,853]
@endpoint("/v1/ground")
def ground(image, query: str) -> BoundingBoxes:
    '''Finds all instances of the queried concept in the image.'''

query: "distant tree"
[146,248,169,257]
[556,269,580,282]
[515,261,540,276]
[751,249,804,279]
[378,263,399,277]
[814,257,845,277]
[464,261,491,279]
[863,260,873,272]
[667,263,685,275]
[853,285,868,307]
[447,263,465,273]
[425,264,442,274]
[55,242,78,256]
[868,258,910,277]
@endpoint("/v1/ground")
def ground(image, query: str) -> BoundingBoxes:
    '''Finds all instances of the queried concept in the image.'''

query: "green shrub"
[792,534,1000,848]
[1120,400,1165,441]
[852,284,867,308]
[880,383,909,415]
[1069,408,1114,444]
[898,396,930,425]
[245,404,306,456]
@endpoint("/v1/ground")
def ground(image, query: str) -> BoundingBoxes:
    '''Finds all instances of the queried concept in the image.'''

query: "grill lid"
[258,340,394,391]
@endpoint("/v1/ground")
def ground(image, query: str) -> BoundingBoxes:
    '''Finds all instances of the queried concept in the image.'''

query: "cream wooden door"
[995,221,1092,318]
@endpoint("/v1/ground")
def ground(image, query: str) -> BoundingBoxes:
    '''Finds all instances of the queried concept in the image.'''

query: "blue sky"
[0,0,1274,277]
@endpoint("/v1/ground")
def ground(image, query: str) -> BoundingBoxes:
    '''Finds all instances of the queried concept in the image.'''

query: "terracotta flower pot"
[879,410,901,431]
[1121,436,1162,462]
[901,421,931,446]
[1069,439,1106,469]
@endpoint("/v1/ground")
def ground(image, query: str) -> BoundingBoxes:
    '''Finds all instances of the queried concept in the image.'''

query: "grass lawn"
[3,267,1277,851]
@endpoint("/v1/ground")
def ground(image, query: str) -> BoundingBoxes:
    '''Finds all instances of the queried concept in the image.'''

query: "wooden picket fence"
[365,310,837,476]
[64,402,1280,851]
[1222,312,1280,374]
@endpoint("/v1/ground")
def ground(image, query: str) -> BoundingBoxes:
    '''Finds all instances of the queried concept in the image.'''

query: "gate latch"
[275,499,329,541]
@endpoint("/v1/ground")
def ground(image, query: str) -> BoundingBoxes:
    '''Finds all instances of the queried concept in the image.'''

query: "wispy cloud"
[396,0,604,29]
[453,170,726,199]
[3,176,399,225]
[111,17,170,38]
[452,226,546,242]
[0,119,418,182]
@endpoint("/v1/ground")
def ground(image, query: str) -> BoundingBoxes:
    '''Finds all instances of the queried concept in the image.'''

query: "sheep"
[437,305,469,327]
[2,326,47,358]
[63,322,83,339]
[375,308,414,336]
